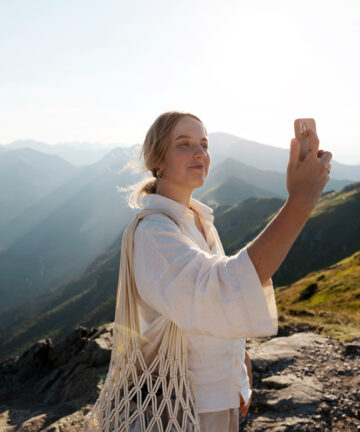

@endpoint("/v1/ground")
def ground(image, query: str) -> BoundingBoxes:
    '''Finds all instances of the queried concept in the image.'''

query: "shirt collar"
[141,193,214,225]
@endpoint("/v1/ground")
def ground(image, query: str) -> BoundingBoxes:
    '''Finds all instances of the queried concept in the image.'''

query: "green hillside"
[0,238,123,362]
[275,249,360,343]
[198,175,283,206]
[217,182,360,286]
[273,182,360,286]
[214,196,285,254]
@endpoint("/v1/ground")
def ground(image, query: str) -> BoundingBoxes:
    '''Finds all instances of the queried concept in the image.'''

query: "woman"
[127,110,332,431]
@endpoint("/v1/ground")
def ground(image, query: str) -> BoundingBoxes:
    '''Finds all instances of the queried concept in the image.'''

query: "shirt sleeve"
[133,213,278,339]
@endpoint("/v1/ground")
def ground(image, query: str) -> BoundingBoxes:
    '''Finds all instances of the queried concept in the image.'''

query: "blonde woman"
[127,111,332,431]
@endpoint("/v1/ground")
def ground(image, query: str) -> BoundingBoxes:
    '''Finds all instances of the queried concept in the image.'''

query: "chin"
[191,178,206,188]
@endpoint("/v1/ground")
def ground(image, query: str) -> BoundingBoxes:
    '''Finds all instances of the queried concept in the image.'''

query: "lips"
[190,165,205,169]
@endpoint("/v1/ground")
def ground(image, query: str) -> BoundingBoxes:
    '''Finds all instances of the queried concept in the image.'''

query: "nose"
[194,142,207,158]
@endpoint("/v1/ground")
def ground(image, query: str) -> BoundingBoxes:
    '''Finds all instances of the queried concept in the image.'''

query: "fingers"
[289,138,301,168]
[239,403,248,417]
[239,392,252,416]
[305,129,320,161]
[318,149,332,164]
[239,394,246,416]
[318,151,333,172]
[305,132,333,171]
[319,150,332,163]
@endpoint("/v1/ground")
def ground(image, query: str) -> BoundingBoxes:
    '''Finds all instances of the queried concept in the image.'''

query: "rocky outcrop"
[241,332,360,431]
[0,325,359,431]
[0,324,113,431]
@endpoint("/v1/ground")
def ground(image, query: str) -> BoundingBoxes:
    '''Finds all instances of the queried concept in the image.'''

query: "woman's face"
[158,116,210,191]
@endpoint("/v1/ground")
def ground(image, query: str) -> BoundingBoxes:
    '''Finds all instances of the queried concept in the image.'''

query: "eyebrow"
[175,135,208,142]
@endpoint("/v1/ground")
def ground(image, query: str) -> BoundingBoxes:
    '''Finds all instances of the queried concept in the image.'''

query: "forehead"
[172,116,207,140]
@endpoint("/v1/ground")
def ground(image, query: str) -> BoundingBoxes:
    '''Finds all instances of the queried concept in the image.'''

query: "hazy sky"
[1,0,359,164]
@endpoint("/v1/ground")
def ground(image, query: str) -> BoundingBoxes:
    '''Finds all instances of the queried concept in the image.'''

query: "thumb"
[289,138,300,167]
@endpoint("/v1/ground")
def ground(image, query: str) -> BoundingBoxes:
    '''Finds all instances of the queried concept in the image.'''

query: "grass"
[275,250,360,343]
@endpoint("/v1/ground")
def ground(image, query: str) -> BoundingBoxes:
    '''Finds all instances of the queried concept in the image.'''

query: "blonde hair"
[120,110,207,209]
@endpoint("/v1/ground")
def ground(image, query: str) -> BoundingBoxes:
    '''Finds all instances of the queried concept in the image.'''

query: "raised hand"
[286,129,332,212]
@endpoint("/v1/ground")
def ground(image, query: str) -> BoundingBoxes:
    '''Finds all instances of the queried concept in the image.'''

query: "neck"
[155,183,193,209]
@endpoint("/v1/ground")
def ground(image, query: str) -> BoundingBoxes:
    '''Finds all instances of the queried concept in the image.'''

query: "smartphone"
[294,118,317,161]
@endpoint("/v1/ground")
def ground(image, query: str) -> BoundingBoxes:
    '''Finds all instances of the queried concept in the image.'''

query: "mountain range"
[0,132,358,363]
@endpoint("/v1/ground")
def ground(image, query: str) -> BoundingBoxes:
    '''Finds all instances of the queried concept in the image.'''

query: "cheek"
[173,149,193,166]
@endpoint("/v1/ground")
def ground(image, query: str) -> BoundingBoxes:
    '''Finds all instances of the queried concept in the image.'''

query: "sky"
[0,0,359,164]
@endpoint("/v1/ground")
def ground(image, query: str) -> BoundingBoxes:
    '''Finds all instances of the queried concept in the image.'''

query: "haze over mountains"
[0,132,359,363]
[0,139,122,166]
[1,133,360,180]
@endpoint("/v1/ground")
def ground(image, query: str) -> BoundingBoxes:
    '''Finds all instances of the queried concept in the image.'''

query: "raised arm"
[247,129,332,285]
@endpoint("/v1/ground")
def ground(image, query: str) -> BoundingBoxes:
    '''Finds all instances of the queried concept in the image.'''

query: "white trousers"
[198,408,239,432]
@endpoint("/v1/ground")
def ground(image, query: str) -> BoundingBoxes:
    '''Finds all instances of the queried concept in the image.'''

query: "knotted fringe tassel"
[83,209,201,431]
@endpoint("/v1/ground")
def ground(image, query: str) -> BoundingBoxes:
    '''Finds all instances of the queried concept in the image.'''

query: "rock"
[261,374,323,413]
[1,328,360,431]
[239,331,360,431]
[342,342,360,357]
[261,373,297,389]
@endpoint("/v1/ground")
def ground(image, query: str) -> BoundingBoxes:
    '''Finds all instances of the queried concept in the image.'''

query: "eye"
[179,141,208,151]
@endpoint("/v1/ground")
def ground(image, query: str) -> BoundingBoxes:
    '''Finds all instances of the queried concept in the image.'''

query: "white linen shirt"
[133,192,278,413]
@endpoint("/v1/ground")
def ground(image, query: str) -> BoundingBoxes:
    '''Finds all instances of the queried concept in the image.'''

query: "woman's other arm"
[247,130,332,286]
[244,349,252,390]
[239,349,252,416]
